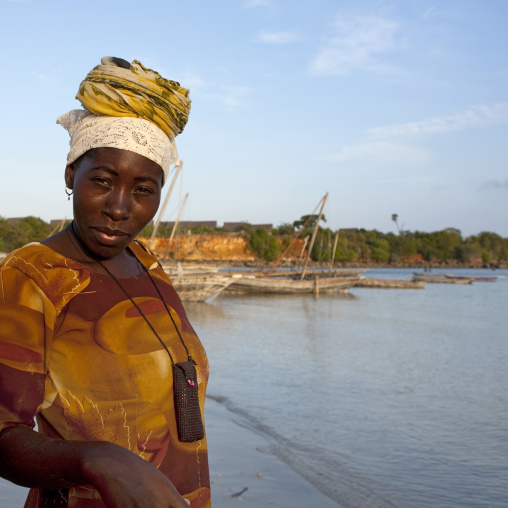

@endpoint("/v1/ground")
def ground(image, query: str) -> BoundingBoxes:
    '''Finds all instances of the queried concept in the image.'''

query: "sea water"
[1,268,506,507]
[189,268,508,508]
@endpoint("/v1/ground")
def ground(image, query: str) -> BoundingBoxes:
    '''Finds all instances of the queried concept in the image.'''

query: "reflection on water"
[187,269,508,508]
[183,301,229,321]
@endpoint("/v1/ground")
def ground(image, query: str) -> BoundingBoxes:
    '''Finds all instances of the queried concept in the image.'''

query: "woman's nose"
[103,188,131,221]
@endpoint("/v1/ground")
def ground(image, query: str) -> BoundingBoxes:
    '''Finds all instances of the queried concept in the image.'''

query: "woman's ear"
[65,164,75,189]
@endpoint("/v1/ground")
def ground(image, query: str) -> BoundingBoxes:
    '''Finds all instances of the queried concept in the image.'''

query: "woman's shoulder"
[130,239,163,271]
[2,242,78,270]
[130,240,173,284]
[1,243,91,312]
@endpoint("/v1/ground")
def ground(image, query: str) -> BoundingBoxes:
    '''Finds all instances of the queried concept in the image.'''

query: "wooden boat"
[444,274,498,282]
[170,274,234,302]
[224,275,361,295]
[469,276,497,282]
[162,263,220,277]
[355,278,425,289]
[412,273,473,284]
[264,267,366,279]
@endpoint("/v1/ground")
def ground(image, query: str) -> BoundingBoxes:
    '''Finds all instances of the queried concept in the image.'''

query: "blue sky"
[1,0,507,237]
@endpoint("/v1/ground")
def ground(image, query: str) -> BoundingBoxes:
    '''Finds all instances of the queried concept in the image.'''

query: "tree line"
[0,217,53,253]
[1,216,507,267]
[245,217,508,267]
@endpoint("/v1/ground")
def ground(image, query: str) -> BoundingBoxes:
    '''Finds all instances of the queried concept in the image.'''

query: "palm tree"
[391,214,403,234]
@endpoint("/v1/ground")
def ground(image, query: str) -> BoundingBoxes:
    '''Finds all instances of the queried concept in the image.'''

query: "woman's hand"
[0,426,189,508]
[82,441,190,508]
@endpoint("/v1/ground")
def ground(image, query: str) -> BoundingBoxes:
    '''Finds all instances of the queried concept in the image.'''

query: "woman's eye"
[136,186,154,195]
[92,177,110,186]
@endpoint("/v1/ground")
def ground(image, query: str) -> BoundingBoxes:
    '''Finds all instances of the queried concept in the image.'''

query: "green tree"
[391,213,403,234]
[293,214,327,230]
[472,232,507,263]
[2,217,51,251]
[362,230,390,263]
[0,217,13,252]
[247,228,281,261]
[274,222,295,236]
[385,232,417,261]
[191,226,213,234]
[139,223,154,237]
[330,234,357,262]
[413,229,462,262]
[455,243,481,263]
[308,228,330,261]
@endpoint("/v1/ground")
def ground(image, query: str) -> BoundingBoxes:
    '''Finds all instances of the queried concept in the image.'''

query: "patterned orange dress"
[0,242,211,507]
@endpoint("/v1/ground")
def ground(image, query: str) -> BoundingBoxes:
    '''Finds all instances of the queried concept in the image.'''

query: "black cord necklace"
[95,255,192,367]
[67,222,204,442]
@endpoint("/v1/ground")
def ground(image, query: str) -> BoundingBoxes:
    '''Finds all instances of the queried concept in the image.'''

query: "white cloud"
[213,86,251,110]
[178,71,252,111]
[321,102,508,166]
[320,141,430,165]
[311,14,399,75]
[422,6,436,19]
[368,103,508,140]
[180,72,206,91]
[178,72,249,110]
[255,31,299,44]
[421,6,457,21]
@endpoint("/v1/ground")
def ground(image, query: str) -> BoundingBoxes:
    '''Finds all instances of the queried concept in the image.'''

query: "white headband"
[57,110,179,184]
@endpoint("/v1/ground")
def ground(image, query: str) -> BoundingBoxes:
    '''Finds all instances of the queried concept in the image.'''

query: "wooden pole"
[330,232,339,272]
[264,197,324,278]
[47,218,68,238]
[148,161,183,249]
[298,236,309,265]
[163,192,189,261]
[300,192,328,280]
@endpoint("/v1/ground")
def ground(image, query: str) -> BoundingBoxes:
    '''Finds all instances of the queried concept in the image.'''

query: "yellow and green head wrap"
[77,56,191,138]
[58,57,191,184]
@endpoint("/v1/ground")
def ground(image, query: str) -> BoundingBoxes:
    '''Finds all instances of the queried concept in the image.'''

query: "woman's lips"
[92,227,128,245]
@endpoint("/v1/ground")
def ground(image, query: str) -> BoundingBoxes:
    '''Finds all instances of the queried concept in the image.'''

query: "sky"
[1,0,507,237]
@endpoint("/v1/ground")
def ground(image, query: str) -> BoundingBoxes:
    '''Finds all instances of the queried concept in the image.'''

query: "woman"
[0,57,210,508]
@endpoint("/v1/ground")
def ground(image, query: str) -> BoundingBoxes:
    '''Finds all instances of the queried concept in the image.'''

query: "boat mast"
[47,217,68,238]
[264,196,324,277]
[300,192,328,280]
[329,232,339,272]
[162,192,189,261]
[148,161,183,249]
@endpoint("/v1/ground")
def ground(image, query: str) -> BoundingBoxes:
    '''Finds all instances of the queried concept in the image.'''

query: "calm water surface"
[1,268,506,507]
[188,268,507,508]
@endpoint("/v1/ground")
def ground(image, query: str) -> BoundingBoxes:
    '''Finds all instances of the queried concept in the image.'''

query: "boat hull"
[356,278,425,289]
[412,274,473,284]
[170,275,234,302]
[225,276,360,295]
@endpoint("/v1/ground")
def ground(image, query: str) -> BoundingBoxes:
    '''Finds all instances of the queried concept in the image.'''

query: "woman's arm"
[0,425,190,508]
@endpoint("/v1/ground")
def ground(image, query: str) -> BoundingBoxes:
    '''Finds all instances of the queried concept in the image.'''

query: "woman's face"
[65,147,163,260]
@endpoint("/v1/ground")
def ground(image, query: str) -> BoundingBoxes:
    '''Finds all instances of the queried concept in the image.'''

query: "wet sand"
[0,397,339,507]
[205,396,341,507]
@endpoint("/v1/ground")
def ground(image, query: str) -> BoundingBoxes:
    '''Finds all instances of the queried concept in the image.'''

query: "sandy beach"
[0,396,339,507]
[205,396,340,507]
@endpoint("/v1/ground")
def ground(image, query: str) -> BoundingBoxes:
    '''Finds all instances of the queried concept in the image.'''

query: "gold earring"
[65,186,73,201]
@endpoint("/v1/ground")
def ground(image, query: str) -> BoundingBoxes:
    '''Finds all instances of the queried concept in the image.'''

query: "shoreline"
[157,258,508,270]
[205,396,341,507]
[0,397,341,507]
